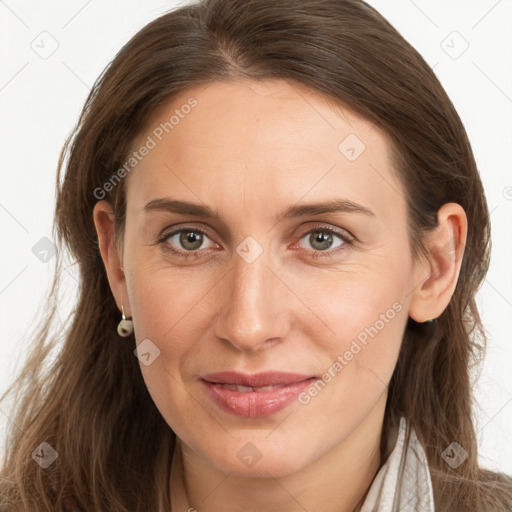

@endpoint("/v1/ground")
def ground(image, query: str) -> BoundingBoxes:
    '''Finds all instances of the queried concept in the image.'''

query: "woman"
[1,0,511,510]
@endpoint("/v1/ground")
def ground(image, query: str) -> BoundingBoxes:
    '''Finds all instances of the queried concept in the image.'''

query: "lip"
[201,371,316,418]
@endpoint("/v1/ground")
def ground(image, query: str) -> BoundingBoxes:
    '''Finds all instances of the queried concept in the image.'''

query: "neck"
[170,402,386,512]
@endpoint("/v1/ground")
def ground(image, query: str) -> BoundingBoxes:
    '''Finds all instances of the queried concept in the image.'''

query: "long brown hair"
[1,0,511,510]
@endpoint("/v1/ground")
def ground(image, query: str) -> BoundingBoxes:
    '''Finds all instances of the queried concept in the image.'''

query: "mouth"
[206,383,288,392]
[202,371,315,387]
[200,371,317,418]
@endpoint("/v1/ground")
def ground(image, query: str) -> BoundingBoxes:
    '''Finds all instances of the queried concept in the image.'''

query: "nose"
[213,247,291,353]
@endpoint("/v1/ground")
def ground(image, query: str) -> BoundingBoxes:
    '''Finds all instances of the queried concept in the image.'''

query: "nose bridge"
[214,243,288,352]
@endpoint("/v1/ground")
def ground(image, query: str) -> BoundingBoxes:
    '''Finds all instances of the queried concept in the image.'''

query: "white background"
[1,0,511,474]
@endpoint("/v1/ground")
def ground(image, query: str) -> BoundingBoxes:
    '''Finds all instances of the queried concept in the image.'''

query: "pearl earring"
[117,305,133,337]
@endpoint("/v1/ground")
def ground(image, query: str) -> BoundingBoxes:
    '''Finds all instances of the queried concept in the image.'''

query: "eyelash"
[157,224,354,261]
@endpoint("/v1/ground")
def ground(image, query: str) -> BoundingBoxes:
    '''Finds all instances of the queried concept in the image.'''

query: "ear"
[92,200,131,316]
[408,202,468,322]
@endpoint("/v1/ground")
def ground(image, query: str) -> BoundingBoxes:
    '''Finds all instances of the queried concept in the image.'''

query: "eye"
[296,225,353,258]
[159,227,217,260]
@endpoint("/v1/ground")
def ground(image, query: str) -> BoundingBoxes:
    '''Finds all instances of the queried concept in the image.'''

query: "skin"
[93,79,467,512]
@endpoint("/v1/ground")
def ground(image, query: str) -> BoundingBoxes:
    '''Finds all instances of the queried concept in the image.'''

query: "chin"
[192,434,319,478]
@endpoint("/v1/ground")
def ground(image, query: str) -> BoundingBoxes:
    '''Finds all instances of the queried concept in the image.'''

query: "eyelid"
[157,223,215,243]
[296,222,355,243]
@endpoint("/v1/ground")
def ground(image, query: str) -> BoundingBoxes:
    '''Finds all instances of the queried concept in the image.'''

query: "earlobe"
[408,203,468,323]
[92,200,130,315]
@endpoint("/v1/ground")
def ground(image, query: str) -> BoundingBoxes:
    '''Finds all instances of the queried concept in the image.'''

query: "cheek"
[288,259,410,406]
[125,266,209,429]
[125,256,223,400]
[126,244,214,339]
[286,256,409,350]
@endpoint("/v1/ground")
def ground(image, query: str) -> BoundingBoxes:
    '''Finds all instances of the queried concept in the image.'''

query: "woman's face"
[116,79,423,476]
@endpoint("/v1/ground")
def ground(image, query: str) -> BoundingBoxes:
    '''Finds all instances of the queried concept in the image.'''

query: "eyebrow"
[143,197,375,220]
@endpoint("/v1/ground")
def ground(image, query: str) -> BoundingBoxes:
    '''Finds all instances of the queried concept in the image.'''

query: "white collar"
[360,416,435,511]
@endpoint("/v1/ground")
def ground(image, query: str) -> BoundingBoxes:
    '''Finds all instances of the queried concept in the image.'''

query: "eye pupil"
[179,231,203,250]
[310,231,333,250]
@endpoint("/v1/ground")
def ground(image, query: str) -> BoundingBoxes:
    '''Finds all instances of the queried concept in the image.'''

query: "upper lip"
[201,371,314,387]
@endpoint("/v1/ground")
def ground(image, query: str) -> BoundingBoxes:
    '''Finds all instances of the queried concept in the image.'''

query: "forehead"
[125,79,406,222]
[137,79,379,156]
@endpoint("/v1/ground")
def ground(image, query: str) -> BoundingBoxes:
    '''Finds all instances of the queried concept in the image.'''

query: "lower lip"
[201,378,316,418]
